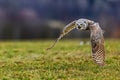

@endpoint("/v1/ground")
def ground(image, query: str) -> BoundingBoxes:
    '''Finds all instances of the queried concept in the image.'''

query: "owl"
[47,19,105,66]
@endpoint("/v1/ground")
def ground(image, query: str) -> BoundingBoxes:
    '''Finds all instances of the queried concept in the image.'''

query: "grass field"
[0,39,120,80]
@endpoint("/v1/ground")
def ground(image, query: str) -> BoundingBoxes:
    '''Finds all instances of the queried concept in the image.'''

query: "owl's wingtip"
[97,62,105,66]
[46,48,51,51]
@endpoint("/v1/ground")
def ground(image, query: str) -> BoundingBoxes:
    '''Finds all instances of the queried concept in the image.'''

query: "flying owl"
[47,19,105,66]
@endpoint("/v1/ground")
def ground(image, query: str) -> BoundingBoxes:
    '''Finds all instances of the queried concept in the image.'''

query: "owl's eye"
[80,24,83,26]
[77,24,79,26]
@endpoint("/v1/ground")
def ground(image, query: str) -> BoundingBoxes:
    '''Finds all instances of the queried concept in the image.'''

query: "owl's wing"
[46,20,76,50]
[91,26,105,66]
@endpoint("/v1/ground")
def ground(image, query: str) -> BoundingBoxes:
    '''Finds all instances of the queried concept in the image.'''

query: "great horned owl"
[47,19,105,66]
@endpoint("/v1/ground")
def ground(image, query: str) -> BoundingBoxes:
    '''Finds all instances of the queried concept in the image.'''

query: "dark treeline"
[0,0,120,39]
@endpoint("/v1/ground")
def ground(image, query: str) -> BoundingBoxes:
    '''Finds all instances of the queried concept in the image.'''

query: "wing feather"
[46,20,76,50]
[91,24,105,66]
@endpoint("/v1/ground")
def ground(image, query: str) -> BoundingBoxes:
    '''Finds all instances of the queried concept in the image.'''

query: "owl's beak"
[78,26,81,29]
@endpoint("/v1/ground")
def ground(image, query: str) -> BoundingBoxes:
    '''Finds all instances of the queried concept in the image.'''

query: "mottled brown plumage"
[89,23,105,66]
[47,19,105,66]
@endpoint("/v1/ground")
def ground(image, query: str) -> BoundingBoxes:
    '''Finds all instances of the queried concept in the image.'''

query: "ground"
[0,39,120,80]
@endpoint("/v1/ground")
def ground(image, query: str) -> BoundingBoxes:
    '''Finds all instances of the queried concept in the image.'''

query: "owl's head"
[75,19,92,30]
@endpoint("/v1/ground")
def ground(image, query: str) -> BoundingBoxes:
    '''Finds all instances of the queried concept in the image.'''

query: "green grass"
[0,39,120,80]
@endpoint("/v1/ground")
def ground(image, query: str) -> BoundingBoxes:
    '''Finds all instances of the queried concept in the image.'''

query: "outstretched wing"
[91,25,105,66]
[46,20,76,50]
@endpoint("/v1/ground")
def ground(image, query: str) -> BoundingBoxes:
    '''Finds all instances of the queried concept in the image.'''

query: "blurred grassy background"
[0,39,120,79]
